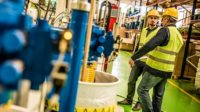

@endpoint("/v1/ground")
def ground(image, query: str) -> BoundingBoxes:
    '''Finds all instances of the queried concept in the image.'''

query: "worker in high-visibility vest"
[118,9,161,111]
[130,8,183,112]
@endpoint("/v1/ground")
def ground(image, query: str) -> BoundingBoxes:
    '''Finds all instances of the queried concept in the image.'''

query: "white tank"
[76,71,120,112]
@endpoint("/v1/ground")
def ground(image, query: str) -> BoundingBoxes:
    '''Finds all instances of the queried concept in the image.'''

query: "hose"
[44,0,51,20]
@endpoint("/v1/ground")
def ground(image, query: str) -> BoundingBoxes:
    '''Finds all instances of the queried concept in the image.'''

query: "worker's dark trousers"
[126,65,143,103]
[137,72,167,112]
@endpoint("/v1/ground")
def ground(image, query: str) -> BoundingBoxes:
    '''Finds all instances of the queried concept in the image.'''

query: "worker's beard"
[149,23,156,27]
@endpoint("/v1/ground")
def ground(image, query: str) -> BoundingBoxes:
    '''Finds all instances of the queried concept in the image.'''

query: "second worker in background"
[130,8,183,112]
[118,9,161,111]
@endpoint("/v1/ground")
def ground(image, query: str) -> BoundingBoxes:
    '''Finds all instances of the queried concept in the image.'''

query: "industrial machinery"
[0,0,32,105]
[89,25,114,62]
[0,0,115,112]
[97,0,120,72]
[98,0,119,32]
[80,25,114,82]
[0,0,71,111]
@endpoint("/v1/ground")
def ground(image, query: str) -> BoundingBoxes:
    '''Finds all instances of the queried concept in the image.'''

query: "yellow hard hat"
[147,9,160,17]
[163,8,178,19]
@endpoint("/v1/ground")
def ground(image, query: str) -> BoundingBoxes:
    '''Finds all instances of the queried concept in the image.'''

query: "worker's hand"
[129,59,135,67]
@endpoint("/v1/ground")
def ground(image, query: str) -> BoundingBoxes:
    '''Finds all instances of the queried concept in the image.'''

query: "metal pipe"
[116,0,120,23]
[143,0,149,28]
[137,0,143,21]
[25,0,30,14]
[95,0,100,23]
[180,0,197,78]
[113,0,120,38]
[81,0,96,81]
[59,0,90,111]
[133,0,137,15]
[103,0,108,28]
[44,0,51,20]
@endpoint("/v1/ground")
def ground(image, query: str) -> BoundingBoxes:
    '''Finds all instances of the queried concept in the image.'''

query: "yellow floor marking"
[168,80,200,104]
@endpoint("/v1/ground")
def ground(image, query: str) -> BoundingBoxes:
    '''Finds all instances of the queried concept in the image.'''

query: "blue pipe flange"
[0,0,24,26]
[103,31,114,58]
[97,46,104,53]
[37,19,50,30]
[98,36,105,43]
[2,30,26,53]
[19,15,33,30]
[92,25,104,36]
[0,60,23,89]
[88,25,106,61]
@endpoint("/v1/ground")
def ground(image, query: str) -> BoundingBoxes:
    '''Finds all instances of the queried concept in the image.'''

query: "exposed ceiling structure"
[103,0,147,5]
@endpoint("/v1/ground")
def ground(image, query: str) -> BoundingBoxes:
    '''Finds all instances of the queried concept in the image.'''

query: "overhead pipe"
[44,0,51,20]
[95,0,100,23]
[103,0,109,28]
[137,0,143,21]
[133,0,137,15]
[143,0,149,28]
[98,0,111,32]
[116,0,120,23]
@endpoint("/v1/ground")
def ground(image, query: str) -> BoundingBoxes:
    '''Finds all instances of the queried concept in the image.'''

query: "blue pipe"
[59,9,89,112]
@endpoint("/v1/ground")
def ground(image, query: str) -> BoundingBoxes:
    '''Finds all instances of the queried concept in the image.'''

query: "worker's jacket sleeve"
[131,27,170,61]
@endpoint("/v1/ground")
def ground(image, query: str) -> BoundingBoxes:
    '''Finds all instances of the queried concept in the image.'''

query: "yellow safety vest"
[146,26,183,72]
[138,27,160,62]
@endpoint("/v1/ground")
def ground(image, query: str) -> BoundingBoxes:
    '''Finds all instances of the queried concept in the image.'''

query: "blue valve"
[0,0,25,26]
[37,20,50,31]
[97,46,104,53]
[0,60,23,85]
[92,25,105,36]
[103,31,114,58]
[98,36,105,43]
[0,0,33,106]
[2,30,26,53]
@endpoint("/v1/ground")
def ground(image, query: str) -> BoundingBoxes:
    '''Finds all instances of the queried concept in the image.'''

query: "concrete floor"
[111,51,200,112]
